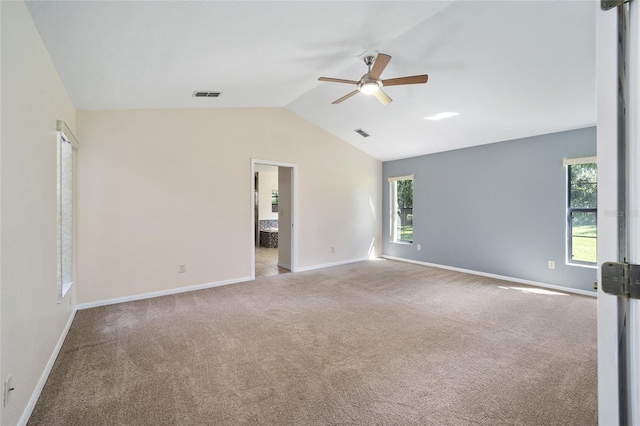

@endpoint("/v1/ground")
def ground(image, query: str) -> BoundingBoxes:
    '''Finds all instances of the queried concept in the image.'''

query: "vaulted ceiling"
[26,1,595,161]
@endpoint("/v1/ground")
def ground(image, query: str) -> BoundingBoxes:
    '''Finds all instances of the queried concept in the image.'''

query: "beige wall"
[77,108,382,304]
[1,2,77,424]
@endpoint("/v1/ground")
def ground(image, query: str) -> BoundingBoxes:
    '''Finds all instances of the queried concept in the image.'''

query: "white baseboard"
[78,257,376,310]
[78,257,373,310]
[76,276,253,310]
[382,255,597,297]
[297,257,370,272]
[19,307,78,426]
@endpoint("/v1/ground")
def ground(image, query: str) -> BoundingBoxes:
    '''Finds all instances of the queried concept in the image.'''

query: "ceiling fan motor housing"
[358,79,382,94]
[359,55,383,93]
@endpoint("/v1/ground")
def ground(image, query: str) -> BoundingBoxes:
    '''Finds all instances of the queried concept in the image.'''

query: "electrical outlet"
[330,247,335,253]
[548,260,555,269]
[179,264,186,273]
[417,244,422,251]
[4,375,13,407]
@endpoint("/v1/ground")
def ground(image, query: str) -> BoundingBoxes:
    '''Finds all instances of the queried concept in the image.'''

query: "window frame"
[56,121,79,302]
[389,175,414,245]
[564,157,597,268]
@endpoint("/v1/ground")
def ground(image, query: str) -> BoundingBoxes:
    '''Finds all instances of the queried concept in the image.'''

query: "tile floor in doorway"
[255,246,290,277]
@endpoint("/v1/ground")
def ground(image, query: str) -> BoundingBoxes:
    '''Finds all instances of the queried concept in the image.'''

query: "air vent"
[192,91,221,98]
[354,128,370,138]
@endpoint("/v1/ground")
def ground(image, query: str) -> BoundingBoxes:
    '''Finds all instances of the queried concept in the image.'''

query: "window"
[389,175,413,244]
[565,158,597,266]
[56,121,78,302]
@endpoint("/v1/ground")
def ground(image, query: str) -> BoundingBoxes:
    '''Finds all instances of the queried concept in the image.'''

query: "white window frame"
[563,156,597,268]
[389,174,414,245]
[56,121,79,302]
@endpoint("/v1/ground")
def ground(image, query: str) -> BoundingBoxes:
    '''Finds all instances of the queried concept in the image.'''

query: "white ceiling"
[26,1,595,161]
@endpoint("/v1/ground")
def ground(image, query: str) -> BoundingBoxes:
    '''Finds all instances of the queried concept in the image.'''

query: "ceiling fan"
[318,53,428,106]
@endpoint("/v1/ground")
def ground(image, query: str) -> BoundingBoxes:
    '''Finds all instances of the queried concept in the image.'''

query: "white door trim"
[628,1,640,422]
[597,2,640,424]
[596,4,621,423]
[250,159,298,278]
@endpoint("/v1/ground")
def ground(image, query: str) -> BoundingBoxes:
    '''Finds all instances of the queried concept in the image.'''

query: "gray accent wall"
[383,127,597,292]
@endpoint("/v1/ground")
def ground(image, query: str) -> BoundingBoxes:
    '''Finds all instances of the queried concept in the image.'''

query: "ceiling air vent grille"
[193,91,221,98]
[354,128,370,138]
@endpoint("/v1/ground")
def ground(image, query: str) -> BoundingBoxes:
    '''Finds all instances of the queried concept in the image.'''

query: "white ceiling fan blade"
[374,89,392,106]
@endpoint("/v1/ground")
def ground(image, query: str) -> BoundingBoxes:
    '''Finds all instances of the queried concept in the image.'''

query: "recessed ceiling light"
[424,112,460,121]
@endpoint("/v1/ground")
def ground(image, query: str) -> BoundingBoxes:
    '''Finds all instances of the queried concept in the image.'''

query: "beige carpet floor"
[28,259,597,425]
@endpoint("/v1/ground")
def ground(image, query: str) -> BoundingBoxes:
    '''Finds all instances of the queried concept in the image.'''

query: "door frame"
[250,159,298,278]
[596,2,640,424]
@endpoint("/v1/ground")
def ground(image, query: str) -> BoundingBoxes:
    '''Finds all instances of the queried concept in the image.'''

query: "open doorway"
[251,160,297,278]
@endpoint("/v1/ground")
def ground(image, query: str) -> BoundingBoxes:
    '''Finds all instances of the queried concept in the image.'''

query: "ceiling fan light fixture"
[359,81,380,95]
[318,53,425,105]
[424,112,460,121]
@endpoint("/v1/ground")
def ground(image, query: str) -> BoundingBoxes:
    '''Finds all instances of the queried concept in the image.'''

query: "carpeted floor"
[28,260,597,425]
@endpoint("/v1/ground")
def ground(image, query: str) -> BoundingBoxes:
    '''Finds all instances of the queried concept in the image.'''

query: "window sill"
[566,262,597,269]
[391,241,413,246]
[61,281,73,299]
